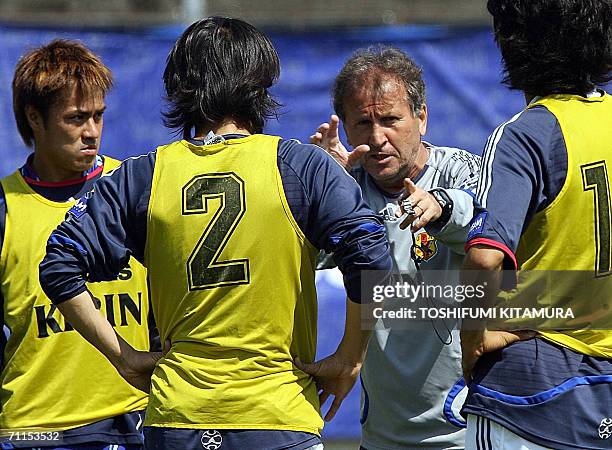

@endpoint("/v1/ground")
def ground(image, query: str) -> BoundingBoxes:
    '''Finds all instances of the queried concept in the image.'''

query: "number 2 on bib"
[182,173,250,290]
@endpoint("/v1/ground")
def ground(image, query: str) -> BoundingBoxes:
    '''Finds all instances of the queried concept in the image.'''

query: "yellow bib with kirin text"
[0,157,149,431]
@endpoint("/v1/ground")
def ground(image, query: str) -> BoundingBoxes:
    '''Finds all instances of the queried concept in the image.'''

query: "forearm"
[460,246,536,381]
[335,298,371,365]
[463,245,504,292]
[462,246,504,323]
[57,290,133,369]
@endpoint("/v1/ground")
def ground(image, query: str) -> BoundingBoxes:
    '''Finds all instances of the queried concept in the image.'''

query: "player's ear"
[25,105,44,133]
[417,104,427,136]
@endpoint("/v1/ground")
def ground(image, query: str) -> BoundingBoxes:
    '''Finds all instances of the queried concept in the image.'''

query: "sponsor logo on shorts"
[599,417,612,439]
[201,430,223,450]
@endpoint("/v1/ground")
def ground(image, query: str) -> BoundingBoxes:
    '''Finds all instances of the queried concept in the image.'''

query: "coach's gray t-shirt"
[323,143,480,450]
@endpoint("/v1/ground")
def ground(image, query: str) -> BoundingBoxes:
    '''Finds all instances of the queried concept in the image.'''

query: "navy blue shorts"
[143,427,321,450]
[3,445,141,450]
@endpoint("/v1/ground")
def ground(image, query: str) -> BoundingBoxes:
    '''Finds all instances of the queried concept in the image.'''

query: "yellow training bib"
[515,93,612,357]
[0,157,150,431]
[145,135,322,434]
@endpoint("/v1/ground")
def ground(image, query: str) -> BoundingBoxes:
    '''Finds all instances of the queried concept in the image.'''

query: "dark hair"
[487,0,612,95]
[163,17,281,138]
[12,39,112,147]
[333,46,425,121]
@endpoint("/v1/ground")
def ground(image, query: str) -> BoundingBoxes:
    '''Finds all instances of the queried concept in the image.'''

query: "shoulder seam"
[277,149,313,208]
[478,110,525,207]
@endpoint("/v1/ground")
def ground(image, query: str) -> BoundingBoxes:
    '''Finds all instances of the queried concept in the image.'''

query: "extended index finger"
[328,115,340,141]
[404,178,418,195]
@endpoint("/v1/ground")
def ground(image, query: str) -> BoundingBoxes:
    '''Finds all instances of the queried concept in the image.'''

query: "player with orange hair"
[0,39,151,450]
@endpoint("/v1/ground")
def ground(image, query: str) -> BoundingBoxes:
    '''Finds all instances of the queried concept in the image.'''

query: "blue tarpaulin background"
[0,24,527,439]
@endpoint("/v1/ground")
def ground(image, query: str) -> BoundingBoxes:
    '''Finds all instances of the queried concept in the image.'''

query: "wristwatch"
[429,188,453,227]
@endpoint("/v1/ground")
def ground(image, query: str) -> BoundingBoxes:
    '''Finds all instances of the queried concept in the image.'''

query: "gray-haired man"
[307,46,480,449]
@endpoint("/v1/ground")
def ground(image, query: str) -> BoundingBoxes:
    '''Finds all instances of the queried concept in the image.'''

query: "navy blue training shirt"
[39,136,392,304]
[462,98,612,450]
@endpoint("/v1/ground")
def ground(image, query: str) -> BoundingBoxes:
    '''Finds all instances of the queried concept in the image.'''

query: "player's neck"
[407,142,429,180]
[194,121,251,139]
[524,92,536,105]
[30,152,84,183]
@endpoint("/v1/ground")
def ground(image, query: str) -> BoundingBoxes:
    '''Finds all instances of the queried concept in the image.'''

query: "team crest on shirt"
[412,230,438,262]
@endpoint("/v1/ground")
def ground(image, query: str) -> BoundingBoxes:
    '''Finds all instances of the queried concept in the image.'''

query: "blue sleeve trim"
[358,222,384,233]
[461,188,476,199]
[329,234,342,246]
[471,375,612,406]
[48,234,88,256]
[443,377,468,428]
[329,223,385,247]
